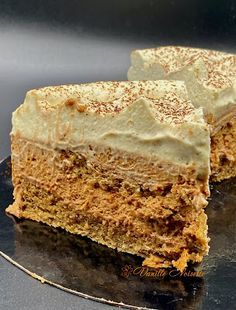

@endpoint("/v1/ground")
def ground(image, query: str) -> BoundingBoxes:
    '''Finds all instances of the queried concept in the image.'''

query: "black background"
[0,1,236,309]
[1,0,236,43]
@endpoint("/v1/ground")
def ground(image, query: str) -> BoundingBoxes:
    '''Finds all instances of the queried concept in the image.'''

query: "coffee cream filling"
[11,94,210,179]
[210,107,236,136]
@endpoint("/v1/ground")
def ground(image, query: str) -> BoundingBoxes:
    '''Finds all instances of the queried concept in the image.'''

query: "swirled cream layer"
[128,46,236,122]
[11,81,210,179]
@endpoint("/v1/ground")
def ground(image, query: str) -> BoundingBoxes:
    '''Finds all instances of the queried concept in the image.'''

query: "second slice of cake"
[128,46,236,181]
[7,81,210,271]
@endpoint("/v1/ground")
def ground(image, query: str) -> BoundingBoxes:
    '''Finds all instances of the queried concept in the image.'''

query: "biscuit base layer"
[211,116,236,182]
[7,137,209,271]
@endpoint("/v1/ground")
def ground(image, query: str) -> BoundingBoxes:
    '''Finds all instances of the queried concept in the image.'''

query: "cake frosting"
[11,81,210,178]
[128,46,236,121]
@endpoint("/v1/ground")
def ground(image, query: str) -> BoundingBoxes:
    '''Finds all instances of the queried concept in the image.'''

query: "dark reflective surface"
[0,157,236,309]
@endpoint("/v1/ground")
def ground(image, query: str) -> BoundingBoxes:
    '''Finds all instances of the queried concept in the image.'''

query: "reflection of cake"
[12,218,204,309]
[128,46,236,181]
[7,81,210,271]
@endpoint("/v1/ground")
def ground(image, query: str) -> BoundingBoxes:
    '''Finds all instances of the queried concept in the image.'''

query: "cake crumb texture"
[7,137,209,271]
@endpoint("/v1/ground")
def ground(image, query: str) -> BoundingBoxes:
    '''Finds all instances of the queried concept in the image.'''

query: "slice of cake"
[7,81,210,271]
[128,46,236,181]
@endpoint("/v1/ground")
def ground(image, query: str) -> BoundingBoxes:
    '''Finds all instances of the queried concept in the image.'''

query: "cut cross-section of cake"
[128,46,236,182]
[7,81,210,271]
